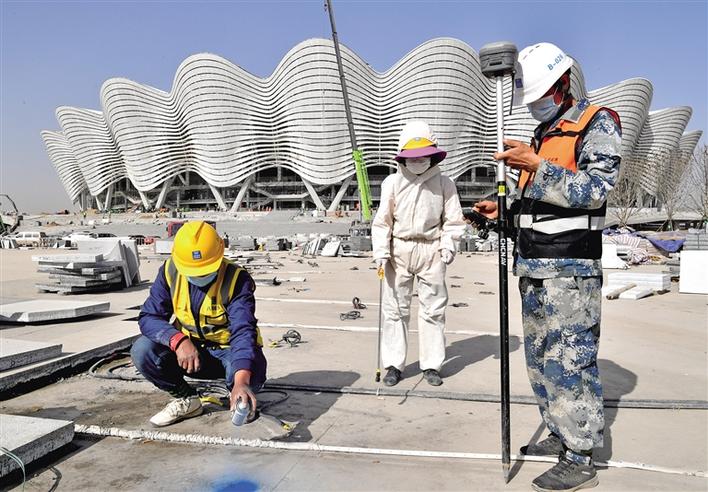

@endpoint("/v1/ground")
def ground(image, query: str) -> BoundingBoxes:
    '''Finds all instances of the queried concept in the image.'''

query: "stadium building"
[42,38,702,212]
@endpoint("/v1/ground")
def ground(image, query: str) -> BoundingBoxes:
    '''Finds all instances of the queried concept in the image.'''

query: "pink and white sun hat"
[394,121,447,164]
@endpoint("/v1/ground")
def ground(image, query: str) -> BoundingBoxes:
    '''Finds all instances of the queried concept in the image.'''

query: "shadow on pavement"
[265,370,360,442]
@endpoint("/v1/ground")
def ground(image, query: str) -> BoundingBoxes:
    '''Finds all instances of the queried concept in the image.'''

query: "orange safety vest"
[518,103,608,190]
[515,100,620,260]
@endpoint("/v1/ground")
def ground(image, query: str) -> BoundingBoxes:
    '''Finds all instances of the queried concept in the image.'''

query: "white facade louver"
[43,38,702,210]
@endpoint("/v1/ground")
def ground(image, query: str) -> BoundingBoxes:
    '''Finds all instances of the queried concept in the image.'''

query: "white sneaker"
[149,396,203,427]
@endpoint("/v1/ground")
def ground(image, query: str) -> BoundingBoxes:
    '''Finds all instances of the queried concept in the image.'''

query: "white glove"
[440,249,454,265]
[376,258,388,269]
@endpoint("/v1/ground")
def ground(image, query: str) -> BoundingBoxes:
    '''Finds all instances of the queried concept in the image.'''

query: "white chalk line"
[258,321,505,337]
[257,297,373,306]
[74,425,706,478]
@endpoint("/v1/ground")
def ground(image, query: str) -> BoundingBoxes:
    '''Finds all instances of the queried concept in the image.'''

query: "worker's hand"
[474,200,498,220]
[230,370,257,417]
[494,139,542,173]
[175,339,200,374]
[440,249,455,265]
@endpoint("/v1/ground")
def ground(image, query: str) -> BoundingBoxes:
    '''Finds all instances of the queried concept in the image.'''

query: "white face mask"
[187,272,218,287]
[405,157,431,175]
[527,88,562,122]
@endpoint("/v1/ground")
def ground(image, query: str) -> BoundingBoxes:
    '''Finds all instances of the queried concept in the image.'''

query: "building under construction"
[41,38,701,212]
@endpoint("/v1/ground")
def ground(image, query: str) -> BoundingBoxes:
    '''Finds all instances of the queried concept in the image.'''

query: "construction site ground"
[1,246,706,491]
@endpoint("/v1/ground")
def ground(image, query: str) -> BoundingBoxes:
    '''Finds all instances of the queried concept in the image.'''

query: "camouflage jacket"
[513,101,622,279]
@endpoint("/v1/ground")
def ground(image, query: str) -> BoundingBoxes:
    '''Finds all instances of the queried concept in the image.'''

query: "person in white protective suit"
[372,121,467,387]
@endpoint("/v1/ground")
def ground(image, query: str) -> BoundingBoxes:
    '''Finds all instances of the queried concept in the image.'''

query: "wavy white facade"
[41,130,88,203]
[43,38,702,211]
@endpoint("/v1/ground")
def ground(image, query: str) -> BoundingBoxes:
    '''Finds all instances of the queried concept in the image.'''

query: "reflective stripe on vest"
[164,259,263,347]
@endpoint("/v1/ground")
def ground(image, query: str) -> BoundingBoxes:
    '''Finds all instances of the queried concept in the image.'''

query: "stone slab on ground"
[607,272,671,291]
[35,283,118,294]
[0,414,74,477]
[46,274,123,287]
[0,339,62,371]
[0,299,110,323]
[31,254,103,263]
[619,286,655,300]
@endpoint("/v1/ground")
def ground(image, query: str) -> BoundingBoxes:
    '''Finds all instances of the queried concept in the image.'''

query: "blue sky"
[1,0,706,212]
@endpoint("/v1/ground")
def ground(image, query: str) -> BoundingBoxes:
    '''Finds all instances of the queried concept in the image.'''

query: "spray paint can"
[231,400,250,426]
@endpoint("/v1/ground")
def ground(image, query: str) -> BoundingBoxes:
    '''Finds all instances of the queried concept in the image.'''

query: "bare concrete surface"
[0,299,110,323]
[0,414,73,476]
[0,339,62,371]
[1,248,707,490]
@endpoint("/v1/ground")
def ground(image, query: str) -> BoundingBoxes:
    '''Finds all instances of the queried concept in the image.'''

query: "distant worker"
[474,43,621,492]
[372,121,466,387]
[131,221,267,427]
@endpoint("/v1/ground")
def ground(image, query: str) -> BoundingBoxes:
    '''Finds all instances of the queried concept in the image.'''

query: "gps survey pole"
[479,41,518,483]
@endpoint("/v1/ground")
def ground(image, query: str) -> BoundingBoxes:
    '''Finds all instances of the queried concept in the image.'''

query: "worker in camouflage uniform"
[474,43,621,492]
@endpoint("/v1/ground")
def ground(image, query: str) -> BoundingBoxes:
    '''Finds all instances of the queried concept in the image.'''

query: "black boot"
[383,367,402,386]
[520,433,564,457]
[423,369,442,386]
[532,455,598,492]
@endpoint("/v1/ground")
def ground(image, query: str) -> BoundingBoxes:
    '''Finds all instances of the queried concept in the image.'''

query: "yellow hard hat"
[171,221,224,277]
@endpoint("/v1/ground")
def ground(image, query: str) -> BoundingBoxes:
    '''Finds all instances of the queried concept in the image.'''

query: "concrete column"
[328,177,352,212]
[103,184,114,212]
[138,190,151,211]
[209,184,228,211]
[230,177,253,213]
[94,195,102,210]
[154,178,174,210]
[302,178,326,211]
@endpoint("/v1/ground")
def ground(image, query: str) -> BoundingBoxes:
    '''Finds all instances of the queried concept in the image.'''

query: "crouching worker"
[131,221,267,427]
[372,121,466,387]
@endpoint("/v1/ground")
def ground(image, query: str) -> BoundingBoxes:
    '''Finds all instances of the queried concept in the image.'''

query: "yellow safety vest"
[164,258,263,347]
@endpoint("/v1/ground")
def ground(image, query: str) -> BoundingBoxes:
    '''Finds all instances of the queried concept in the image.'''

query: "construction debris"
[340,310,362,320]
[154,239,173,255]
[320,240,342,257]
[263,238,291,251]
[684,230,708,251]
[601,243,628,269]
[0,299,110,323]
[352,297,367,310]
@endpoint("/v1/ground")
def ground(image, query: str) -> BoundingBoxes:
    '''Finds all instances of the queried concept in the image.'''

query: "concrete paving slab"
[0,311,140,393]
[0,339,62,371]
[31,254,103,263]
[35,282,119,294]
[0,299,110,323]
[46,274,122,287]
[0,414,74,477]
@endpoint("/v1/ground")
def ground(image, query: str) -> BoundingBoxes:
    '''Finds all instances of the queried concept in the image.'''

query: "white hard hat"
[395,121,446,164]
[513,42,574,105]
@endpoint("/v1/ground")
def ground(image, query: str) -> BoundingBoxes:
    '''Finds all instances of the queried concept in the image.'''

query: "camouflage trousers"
[519,276,604,452]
